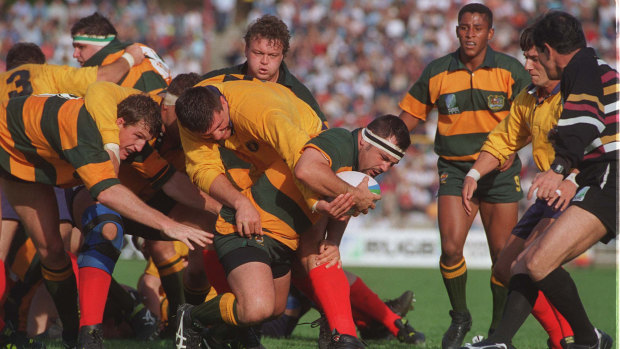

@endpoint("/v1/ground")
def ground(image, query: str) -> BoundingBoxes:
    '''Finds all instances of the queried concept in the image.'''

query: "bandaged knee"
[78,204,124,274]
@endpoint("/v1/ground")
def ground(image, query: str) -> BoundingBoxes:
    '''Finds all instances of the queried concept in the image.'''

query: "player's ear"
[116,117,126,127]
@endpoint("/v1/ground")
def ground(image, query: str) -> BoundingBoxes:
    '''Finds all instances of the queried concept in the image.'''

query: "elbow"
[294,164,311,185]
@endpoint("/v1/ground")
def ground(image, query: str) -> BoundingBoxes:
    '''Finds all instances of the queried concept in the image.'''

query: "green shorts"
[437,157,523,203]
[213,232,294,279]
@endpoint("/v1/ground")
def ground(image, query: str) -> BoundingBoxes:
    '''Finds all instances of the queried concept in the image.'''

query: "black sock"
[488,274,538,344]
[535,268,597,346]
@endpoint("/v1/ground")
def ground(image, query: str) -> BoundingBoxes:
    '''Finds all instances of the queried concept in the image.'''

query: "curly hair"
[117,94,162,137]
[244,15,291,56]
[71,12,117,36]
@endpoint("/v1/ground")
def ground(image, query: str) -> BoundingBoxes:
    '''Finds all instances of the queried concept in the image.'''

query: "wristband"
[121,52,135,67]
[565,172,578,187]
[311,201,318,214]
[466,168,481,182]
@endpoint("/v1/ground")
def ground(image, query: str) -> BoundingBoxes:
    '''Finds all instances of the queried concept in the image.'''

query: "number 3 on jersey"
[6,70,33,98]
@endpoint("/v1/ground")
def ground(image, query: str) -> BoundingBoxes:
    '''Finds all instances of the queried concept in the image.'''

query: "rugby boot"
[129,304,160,340]
[329,330,365,349]
[460,340,516,349]
[442,310,472,349]
[230,326,265,349]
[175,304,201,349]
[385,290,415,317]
[596,329,613,349]
[395,318,426,345]
[310,314,331,349]
[0,323,46,349]
[77,324,103,349]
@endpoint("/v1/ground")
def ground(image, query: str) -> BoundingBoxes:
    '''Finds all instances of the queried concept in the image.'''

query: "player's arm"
[294,147,377,215]
[398,110,422,132]
[208,174,262,237]
[96,184,212,248]
[461,151,501,216]
[95,43,145,83]
[179,124,262,237]
[161,171,222,215]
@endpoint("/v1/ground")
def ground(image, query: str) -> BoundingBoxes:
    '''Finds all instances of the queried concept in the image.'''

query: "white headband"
[362,128,405,160]
[163,92,179,106]
[72,34,116,47]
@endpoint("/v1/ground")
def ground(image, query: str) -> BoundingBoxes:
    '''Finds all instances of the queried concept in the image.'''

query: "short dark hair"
[71,12,117,37]
[458,3,493,28]
[366,114,411,152]
[117,94,162,137]
[533,11,586,54]
[6,43,46,70]
[175,86,223,134]
[519,26,536,52]
[244,15,291,56]
[167,73,201,97]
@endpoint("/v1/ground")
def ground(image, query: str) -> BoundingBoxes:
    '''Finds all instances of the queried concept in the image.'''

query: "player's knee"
[523,252,546,281]
[38,240,67,265]
[77,203,124,274]
[238,297,274,324]
[440,250,464,266]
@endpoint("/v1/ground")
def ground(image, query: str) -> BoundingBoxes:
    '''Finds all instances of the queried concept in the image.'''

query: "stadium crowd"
[0,0,616,228]
[0,1,616,349]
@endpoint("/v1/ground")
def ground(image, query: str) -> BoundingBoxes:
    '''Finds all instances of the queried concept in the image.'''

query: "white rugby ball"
[336,171,381,195]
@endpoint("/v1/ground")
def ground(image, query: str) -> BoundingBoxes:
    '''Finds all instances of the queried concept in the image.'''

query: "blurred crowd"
[0,0,616,227]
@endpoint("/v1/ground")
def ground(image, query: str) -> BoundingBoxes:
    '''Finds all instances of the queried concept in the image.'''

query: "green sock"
[157,255,186,316]
[490,276,508,331]
[184,283,210,305]
[190,293,240,327]
[440,258,469,313]
[41,262,79,342]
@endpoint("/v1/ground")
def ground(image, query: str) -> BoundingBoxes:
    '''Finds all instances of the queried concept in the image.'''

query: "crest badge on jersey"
[246,141,259,152]
[487,95,505,111]
[445,94,460,114]
[440,172,449,184]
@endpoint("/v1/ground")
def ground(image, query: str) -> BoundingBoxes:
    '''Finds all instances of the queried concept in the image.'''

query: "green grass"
[43,260,617,348]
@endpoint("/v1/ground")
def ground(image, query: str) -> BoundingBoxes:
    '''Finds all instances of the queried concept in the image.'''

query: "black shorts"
[214,232,293,279]
[570,162,618,243]
[512,199,563,240]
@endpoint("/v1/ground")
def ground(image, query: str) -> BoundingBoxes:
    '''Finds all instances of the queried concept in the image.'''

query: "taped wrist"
[78,204,125,274]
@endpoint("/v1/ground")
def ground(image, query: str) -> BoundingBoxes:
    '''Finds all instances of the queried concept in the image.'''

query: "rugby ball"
[336,171,381,195]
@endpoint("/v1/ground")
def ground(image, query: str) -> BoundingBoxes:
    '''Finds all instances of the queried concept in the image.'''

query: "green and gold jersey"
[399,47,530,162]
[0,94,119,198]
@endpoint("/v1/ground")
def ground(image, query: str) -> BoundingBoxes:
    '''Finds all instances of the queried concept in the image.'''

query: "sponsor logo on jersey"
[445,94,460,114]
[487,95,506,111]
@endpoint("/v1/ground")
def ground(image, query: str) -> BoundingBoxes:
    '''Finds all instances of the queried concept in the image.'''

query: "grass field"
[42,259,617,348]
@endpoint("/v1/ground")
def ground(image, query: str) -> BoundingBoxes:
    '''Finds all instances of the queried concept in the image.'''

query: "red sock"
[202,249,231,293]
[78,267,111,327]
[350,277,400,336]
[308,265,357,337]
[352,307,372,329]
[550,298,574,338]
[67,252,79,288]
[532,291,570,349]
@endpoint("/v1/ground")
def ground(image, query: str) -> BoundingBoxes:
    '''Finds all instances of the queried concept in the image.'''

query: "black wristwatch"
[550,163,566,176]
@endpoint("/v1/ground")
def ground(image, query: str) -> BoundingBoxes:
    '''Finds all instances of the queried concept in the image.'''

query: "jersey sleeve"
[481,89,531,165]
[178,122,226,194]
[398,66,435,121]
[84,81,143,145]
[62,107,120,199]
